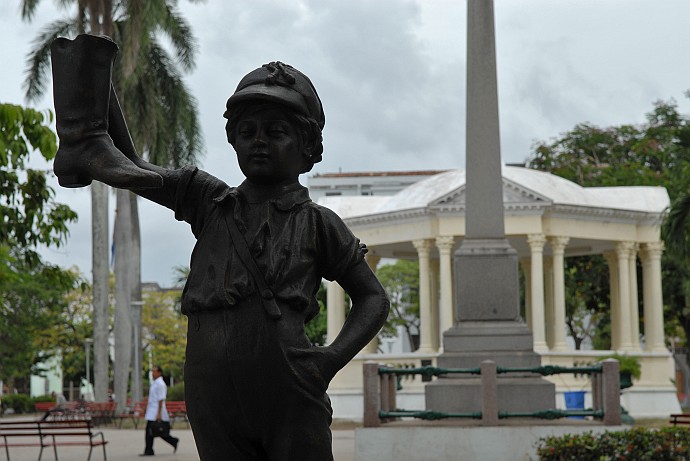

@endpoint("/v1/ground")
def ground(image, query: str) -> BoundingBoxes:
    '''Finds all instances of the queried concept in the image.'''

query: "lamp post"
[130,301,144,405]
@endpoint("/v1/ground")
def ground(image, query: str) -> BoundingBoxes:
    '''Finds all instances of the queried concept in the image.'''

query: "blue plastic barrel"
[564,390,585,419]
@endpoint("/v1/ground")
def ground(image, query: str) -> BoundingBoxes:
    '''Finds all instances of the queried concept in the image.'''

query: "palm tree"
[172,265,190,288]
[664,194,690,259]
[662,193,690,342]
[21,0,203,407]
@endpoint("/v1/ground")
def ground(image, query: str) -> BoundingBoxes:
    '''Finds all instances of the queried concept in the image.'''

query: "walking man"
[140,365,179,456]
[40,391,67,420]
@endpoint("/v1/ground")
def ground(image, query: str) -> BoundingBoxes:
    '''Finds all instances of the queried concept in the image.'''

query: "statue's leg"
[50,34,162,189]
[184,302,335,461]
[184,310,265,461]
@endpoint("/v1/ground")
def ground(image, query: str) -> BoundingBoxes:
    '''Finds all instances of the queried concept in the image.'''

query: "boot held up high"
[51,34,162,189]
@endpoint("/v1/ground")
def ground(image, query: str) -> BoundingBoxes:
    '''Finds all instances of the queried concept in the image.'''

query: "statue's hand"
[286,345,342,392]
[53,134,163,189]
[105,87,164,189]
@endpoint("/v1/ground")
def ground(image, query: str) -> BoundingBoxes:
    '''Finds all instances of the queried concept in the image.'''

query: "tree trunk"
[91,181,110,402]
[90,0,113,405]
[129,192,143,404]
[113,188,133,412]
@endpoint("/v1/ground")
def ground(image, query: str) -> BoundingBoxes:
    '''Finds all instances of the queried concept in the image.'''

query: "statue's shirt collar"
[213,180,311,211]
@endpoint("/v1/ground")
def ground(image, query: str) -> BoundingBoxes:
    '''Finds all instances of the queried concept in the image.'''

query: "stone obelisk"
[425,0,555,414]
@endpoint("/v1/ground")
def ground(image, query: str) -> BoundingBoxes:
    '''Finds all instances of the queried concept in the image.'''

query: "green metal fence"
[363,359,622,427]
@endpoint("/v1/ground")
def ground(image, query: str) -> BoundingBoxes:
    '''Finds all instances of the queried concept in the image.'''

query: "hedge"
[1,394,34,414]
[536,427,690,461]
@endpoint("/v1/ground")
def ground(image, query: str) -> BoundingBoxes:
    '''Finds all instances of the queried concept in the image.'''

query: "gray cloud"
[3,0,690,284]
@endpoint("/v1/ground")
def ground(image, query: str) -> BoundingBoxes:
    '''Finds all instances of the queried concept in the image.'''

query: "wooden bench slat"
[0,419,108,461]
[42,441,108,447]
[669,413,690,425]
[165,401,188,428]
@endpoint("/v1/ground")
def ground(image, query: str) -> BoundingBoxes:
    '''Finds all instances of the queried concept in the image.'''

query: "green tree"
[563,256,610,350]
[0,255,85,393]
[0,104,74,260]
[376,260,420,351]
[20,0,204,403]
[142,289,187,383]
[52,282,101,385]
[527,97,690,350]
[0,103,79,391]
[304,283,328,346]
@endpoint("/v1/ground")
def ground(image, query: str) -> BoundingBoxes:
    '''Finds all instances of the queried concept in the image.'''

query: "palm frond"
[23,20,77,103]
[120,0,197,72]
[159,2,197,71]
[663,193,690,259]
[20,0,41,21]
[117,39,203,168]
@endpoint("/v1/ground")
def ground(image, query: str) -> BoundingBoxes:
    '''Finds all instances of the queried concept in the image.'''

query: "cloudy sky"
[2,0,690,286]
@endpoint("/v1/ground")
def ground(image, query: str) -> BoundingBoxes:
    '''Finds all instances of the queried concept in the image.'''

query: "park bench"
[670,413,690,426]
[84,402,115,427]
[34,401,82,421]
[114,400,187,429]
[38,401,114,426]
[33,403,55,413]
[0,419,107,461]
[165,401,188,428]
[115,400,146,429]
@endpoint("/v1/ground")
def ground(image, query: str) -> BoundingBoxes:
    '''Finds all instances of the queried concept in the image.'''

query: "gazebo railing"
[362,359,622,427]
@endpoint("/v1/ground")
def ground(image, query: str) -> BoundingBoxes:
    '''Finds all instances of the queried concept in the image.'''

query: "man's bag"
[150,420,170,436]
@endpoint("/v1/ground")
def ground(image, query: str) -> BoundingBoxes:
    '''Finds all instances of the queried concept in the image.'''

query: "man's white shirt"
[145,376,170,421]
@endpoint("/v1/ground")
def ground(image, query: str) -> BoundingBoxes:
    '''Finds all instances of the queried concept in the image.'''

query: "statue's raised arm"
[51,34,163,190]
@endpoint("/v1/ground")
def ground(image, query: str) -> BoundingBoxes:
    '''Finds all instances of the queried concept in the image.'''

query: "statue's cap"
[225,61,324,129]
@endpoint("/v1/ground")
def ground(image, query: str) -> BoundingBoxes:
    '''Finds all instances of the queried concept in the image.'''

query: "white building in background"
[307,170,448,200]
[310,166,680,420]
[30,352,62,397]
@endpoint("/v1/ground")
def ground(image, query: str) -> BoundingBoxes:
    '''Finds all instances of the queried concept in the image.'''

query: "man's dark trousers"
[144,420,178,455]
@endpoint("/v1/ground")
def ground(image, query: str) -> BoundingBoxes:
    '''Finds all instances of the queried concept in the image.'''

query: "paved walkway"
[0,424,355,461]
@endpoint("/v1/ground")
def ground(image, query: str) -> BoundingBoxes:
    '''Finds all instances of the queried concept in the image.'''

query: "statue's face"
[232,105,308,185]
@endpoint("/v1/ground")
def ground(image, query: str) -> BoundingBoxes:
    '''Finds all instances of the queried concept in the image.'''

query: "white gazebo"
[320,165,680,420]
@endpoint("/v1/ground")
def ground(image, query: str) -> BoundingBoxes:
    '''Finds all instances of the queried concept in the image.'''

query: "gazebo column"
[549,236,569,351]
[603,251,621,350]
[362,254,382,354]
[615,241,635,351]
[628,244,641,350]
[528,234,548,352]
[413,239,434,353]
[521,258,532,329]
[436,236,455,338]
[544,259,554,349]
[430,258,441,351]
[326,281,345,345]
[641,242,667,352]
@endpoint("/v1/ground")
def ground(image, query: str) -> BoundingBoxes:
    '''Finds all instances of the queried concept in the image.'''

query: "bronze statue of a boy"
[51,35,390,460]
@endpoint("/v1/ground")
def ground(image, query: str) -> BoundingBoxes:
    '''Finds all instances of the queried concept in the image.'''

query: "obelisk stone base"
[443,321,532,351]
[454,239,521,321]
[429,242,556,413]
[426,377,556,414]
[431,319,556,413]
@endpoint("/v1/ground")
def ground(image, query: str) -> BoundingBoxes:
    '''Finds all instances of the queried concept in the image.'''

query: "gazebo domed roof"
[318,166,669,219]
